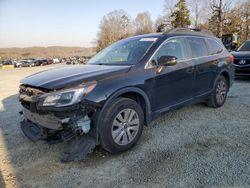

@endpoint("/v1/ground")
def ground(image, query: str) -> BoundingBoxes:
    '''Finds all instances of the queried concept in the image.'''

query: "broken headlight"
[38,82,97,107]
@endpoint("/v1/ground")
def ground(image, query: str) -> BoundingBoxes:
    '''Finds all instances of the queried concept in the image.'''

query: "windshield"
[238,41,250,51]
[88,37,158,65]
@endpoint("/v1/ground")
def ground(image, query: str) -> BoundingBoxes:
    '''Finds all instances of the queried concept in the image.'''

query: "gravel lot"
[0,65,249,188]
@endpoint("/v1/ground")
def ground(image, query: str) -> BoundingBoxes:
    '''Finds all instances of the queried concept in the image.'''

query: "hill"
[0,46,96,59]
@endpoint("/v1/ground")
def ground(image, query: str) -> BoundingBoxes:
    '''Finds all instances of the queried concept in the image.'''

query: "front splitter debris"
[61,136,96,162]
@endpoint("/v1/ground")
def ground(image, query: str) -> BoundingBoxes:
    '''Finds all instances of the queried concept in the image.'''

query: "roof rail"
[165,27,215,37]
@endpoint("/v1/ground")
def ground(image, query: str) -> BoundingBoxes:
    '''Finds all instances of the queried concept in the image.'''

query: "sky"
[0,0,166,48]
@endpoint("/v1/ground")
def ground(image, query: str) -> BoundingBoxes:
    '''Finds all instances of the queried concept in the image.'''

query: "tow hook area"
[61,136,96,162]
[20,120,47,142]
[20,114,97,162]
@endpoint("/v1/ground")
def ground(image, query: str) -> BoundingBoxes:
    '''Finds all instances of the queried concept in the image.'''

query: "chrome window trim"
[145,35,226,69]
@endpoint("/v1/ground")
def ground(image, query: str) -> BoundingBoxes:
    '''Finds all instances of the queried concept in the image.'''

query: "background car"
[13,60,23,68]
[33,59,49,66]
[1,60,15,69]
[20,60,35,67]
[232,40,250,76]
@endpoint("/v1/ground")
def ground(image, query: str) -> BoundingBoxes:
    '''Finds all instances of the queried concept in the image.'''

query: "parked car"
[19,28,235,162]
[231,40,250,76]
[2,60,14,69]
[33,59,48,66]
[0,61,3,68]
[66,60,79,65]
[52,58,60,64]
[20,60,35,67]
[14,60,23,68]
[47,59,53,65]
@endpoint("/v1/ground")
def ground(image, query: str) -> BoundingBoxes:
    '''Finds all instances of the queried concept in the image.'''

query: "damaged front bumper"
[19,98,100,162]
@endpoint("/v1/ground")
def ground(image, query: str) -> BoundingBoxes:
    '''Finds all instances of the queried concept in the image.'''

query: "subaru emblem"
[239,59,246,65]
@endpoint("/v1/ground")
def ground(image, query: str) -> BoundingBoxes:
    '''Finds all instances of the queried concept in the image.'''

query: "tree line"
[96,0,250,50]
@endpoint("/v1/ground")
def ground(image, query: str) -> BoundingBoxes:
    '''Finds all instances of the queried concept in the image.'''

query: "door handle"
[186,67,195,73]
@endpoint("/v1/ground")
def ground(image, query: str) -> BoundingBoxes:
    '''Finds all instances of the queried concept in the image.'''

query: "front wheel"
[99,98,144,154]
[206,75,228,108]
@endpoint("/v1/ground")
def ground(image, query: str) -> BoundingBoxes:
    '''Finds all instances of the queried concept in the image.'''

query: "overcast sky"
[0,0,167,48]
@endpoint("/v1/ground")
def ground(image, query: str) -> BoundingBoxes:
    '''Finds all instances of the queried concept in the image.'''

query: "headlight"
[38,82,97,107]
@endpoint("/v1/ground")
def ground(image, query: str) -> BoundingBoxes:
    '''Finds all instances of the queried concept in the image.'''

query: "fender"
[94,87,152,143]
[218,67,234,87]
[103,87,151,123]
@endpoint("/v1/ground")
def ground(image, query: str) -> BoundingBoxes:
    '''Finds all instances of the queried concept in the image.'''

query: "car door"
[145,37,196,112]
[187,37,218,96]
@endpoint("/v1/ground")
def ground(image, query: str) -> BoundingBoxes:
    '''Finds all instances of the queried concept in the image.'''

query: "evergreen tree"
[170,0,191,28]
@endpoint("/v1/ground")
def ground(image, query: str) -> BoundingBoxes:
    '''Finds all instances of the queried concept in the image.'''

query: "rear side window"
[206,39,224,55]
[188,37,208,58]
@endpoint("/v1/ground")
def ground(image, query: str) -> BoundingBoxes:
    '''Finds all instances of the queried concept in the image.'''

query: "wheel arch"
[107,87,151,125]
[219,70,231,87]
[93,87,152,144]
[96,87,152,127]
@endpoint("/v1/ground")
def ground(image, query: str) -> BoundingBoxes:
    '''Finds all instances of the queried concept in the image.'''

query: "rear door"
[187,37,218,96]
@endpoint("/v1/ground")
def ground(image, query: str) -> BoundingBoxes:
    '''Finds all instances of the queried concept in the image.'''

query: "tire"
[206,75,229,108]
[99,97,144,154]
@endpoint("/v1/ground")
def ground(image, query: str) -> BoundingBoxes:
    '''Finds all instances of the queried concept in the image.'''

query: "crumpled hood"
[21,64,131,90]
[231,51,250,58]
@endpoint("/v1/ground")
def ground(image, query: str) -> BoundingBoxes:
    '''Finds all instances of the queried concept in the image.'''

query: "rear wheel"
[206,75,228,108]
[99,98,144,154]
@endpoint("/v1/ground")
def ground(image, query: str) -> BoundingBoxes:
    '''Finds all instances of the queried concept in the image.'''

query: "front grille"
[234,58,250,66]
[235,66,250,75]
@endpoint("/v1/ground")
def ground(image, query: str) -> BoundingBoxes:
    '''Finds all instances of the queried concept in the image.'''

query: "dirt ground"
[0,64,249,188]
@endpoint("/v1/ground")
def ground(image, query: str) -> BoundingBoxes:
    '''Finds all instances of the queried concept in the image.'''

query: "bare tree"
[192,0,202,28]
[240,0,250,40]
[209,0,231,37]
[97,10,132,50]
[155,0,176,32]
[190,0,210,28]
[134,12,153,35]
[155,15,169,32]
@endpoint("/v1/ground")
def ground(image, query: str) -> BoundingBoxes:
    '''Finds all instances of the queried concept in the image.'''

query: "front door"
[146,37,196,112]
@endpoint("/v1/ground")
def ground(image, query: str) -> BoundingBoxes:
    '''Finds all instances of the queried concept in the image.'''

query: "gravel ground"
[0,65,249,188]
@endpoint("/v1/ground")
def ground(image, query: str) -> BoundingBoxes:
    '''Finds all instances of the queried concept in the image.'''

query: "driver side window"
[152,38,189,64]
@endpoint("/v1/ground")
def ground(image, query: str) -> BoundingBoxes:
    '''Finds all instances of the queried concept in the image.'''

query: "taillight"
[229,54,234,63]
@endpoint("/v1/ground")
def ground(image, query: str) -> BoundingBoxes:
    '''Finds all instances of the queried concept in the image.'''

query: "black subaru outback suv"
[19,28,235,162]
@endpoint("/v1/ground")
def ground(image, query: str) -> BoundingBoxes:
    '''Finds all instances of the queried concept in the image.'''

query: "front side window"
[238,41,250,52]
[88,37,158,65]
[206,39,224,55]
[152,37,189,63]
[188,37,208,58]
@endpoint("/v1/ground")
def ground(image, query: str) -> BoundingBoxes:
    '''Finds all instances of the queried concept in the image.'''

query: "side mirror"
[158,56,177,66]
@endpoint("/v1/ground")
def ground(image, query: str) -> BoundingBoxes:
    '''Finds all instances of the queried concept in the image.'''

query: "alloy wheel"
[216,79,227,104]
[111,108,140,146]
